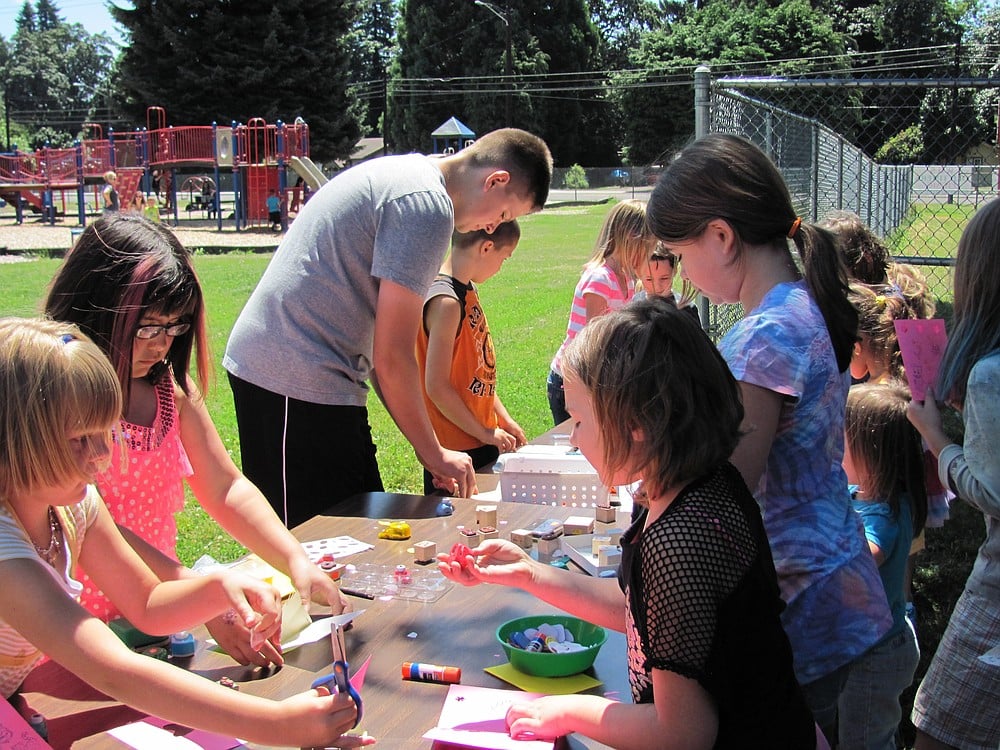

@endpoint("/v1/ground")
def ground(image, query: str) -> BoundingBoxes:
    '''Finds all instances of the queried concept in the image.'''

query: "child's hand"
[906,386,943,433]
[219,573,284,660]
[490,428,521,454]
[505,695,575,741]
[498,418,528,449]
[436,539,533,587]
[205,611,283,667]
[282,686,376,748]
[287,554,353,615]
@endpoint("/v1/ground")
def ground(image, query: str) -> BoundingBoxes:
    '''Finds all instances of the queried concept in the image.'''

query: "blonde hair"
[103,170,117,183]
[586,200,651,280]
[0,318,121,501]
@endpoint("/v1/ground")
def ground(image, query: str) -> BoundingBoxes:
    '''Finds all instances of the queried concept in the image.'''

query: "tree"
[389,0,615,165]
[111,0,363,162]
[562,162,588,199]
[1,1,116,149]
[588,0,661,70]
[616,0,850,165]
[347,0,397,139]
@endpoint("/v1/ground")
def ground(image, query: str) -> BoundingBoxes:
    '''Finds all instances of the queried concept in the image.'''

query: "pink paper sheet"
[423,684,553,750]
[0,699,53,749]
[894,319,947,401]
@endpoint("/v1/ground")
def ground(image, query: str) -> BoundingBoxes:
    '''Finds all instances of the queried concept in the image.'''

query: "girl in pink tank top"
[45,214,350,666]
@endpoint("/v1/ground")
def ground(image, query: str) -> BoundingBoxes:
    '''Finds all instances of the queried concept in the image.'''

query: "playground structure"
[0,107,323,231]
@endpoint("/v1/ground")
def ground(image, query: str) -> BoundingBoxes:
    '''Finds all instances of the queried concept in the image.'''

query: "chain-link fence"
[694,65,999,339]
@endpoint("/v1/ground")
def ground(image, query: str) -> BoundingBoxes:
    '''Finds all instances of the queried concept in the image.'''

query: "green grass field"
[0,199,971,564]
[0,203,609,564]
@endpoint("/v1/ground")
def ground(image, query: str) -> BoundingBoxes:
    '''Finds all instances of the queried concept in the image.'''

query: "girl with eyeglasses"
[44,214,351,667]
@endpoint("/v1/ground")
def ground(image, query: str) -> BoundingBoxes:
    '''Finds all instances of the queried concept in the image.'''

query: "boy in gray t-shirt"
[224,128,552,527]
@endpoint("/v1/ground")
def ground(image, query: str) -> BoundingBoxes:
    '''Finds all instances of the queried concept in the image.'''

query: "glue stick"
[401,661,462,684]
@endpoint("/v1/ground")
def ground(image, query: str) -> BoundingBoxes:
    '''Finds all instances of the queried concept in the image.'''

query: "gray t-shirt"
[224,154,454,406]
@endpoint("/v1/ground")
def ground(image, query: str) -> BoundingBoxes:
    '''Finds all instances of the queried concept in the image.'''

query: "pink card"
[0,700,53,749]
[423,684,553,750]
[894,319,947,401]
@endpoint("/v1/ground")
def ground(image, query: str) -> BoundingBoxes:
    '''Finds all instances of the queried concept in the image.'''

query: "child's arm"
[424,295,519,452]
[583,292,609,322]
[80,500,281,638]
[175,376,350,615]
[729,383,784,493]
[439,539,625,631]
[114,524,284,666]
[0,558,366,747]
[372,279,476,497]
[505,669,716,749]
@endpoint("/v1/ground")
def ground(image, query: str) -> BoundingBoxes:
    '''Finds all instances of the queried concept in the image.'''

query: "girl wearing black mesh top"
[438,297,819,749]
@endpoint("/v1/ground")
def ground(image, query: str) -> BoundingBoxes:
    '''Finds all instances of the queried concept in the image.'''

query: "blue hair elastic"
[59,334,75,344]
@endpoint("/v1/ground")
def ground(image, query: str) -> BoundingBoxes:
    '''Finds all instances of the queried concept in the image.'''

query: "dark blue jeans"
[546,369,570,426]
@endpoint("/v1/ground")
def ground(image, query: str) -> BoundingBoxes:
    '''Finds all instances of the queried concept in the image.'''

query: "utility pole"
[474,0,512,126]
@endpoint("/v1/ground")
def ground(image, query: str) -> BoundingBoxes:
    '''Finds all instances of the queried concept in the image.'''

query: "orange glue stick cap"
[401,661,462,683]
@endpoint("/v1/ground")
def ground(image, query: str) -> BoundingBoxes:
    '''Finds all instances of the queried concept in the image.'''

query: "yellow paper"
[484,663,603,694]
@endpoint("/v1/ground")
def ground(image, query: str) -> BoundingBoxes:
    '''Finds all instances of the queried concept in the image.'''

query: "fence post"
[694,65,712,331]
[695,65,711,140]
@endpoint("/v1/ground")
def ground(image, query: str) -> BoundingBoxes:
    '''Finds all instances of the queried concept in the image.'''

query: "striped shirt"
[551,262,635,376]
[0,488,98,697]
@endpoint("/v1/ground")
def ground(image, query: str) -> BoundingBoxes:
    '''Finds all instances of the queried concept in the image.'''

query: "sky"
[0,0,125,44]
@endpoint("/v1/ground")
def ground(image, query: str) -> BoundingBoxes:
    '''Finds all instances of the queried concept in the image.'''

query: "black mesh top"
[618,462,816,748]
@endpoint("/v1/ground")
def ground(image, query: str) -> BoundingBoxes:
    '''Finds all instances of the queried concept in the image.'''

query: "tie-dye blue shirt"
[720,280,891,685]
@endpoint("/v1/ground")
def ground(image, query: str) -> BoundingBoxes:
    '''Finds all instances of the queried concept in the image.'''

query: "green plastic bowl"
[496,614,607,677]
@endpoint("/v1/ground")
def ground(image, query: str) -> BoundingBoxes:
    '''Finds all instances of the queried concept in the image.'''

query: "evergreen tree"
[348,0,396,138]
[34,0,62,31]
[15,2,37,35]
[111,0,363,161]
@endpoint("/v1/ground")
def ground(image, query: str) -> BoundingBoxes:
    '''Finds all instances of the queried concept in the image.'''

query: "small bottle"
[29,713,48,740]
[525,635,547,653]
[401,661,462,683]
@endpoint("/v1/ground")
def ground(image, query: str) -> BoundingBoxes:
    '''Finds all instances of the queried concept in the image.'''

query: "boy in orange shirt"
[416,222,527,493]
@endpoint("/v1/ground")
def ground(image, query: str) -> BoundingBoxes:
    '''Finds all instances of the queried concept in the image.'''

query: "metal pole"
[504,6,512,126]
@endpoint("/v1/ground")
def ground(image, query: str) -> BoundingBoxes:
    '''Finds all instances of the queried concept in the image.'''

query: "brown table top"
[19,492,629,749]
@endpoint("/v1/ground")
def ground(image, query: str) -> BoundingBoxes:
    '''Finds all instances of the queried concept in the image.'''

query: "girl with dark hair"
[647,133,891,744]
[45,214,350,667]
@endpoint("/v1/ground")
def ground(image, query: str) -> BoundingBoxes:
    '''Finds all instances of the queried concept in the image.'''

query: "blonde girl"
[546,199,654,424]
[0,318,367,747]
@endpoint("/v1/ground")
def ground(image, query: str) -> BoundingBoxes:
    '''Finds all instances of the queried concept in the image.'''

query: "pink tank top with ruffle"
[78,372,193,621]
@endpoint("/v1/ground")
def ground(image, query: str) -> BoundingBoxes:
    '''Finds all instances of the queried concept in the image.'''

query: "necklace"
[33,506,63,566]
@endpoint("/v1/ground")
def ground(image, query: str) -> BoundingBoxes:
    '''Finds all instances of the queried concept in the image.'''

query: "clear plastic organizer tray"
[496,446,609,506]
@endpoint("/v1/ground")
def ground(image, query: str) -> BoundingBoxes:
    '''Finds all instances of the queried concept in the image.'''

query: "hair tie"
[59,333,75,344]
[874,295,887,311]
[787,217,802,239]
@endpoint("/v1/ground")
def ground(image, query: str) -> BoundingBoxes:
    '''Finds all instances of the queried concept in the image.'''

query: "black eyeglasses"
[134,322,191,340]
